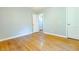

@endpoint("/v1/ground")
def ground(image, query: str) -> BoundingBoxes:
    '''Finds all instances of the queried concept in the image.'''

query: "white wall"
[0,7,33,39]
[43,7,66,36]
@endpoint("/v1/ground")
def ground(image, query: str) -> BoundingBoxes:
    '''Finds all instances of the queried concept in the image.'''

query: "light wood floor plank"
[0,32,79,51]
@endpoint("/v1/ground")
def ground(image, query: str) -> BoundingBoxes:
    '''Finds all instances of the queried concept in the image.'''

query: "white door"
[33,14,39,32]
[67,7,79,39]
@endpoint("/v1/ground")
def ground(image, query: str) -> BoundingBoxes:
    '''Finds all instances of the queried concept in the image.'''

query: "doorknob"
[67,24,70,25]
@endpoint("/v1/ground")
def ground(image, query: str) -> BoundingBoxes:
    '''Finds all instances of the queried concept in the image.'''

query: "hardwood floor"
[0,32,79,51]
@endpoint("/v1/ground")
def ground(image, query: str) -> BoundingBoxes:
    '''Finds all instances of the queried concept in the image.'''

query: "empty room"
[0,7,79,51]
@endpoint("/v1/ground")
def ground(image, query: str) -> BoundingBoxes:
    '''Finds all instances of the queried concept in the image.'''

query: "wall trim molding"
[0,32,33,42]
[44,32,67,38]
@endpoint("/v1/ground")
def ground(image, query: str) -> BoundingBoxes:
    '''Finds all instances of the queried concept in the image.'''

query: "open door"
[32,13,44,33]
[32,14,39,32]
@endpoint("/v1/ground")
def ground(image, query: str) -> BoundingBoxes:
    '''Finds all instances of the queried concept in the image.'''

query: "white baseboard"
[0,32,67,42]
[0,32,33,42]
[44,32,67,38]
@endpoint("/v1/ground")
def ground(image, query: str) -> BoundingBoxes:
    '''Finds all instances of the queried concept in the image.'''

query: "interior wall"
[43,7,66,36]
[0,7,33,39]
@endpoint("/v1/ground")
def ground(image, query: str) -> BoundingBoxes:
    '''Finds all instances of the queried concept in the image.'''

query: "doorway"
[32,13,44,33]
[38,14,43,32]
